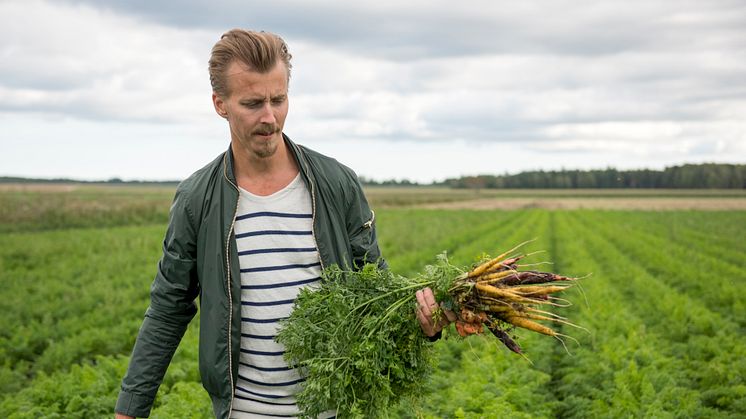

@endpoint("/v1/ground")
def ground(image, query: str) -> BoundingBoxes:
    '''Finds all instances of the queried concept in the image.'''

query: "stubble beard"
[251,124,281,159]
[254,139,277,158]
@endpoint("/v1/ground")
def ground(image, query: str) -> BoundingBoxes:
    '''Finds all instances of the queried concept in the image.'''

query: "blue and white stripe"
[230,174,334,419]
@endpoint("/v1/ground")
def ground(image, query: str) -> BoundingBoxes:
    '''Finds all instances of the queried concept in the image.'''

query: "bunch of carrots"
[443,241,583,354]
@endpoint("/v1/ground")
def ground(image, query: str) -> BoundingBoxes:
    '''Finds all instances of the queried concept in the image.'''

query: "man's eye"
[271,98,285,105]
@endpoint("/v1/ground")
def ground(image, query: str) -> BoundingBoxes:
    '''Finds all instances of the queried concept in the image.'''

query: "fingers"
[415,289,436,336]
[415,287,484,339]
[416,287,457,337]
[422,287,437,309]
[415,303,435,336]
[422,289,450,329]
[425,288,458,325]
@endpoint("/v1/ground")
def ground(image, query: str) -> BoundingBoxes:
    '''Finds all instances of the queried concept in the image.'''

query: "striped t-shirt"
[230,173,334,419]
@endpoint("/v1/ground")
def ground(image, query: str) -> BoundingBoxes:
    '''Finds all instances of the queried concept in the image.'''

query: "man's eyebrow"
[239,97,264,103]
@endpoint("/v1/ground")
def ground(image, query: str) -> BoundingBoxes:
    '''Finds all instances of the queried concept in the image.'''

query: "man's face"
[213,60,289,160]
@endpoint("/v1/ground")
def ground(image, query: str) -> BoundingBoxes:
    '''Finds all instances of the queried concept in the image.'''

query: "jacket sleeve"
[345,175,388,271]
[115,185,200,418]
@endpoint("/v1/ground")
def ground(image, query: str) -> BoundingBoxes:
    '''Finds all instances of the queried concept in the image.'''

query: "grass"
[0,184,174,232]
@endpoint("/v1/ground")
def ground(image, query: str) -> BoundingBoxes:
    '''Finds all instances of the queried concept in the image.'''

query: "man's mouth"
[254,128,276,137]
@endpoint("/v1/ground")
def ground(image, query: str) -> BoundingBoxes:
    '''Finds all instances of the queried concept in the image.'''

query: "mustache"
[252,125,279,136]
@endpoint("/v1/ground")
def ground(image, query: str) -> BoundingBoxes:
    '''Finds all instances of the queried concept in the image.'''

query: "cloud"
[55,0,746,57]
[534,120,746,161]
[1,0,744,182]
[0,0,215,122]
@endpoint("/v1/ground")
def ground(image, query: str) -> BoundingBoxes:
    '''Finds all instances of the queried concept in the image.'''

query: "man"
[115,29,448,419]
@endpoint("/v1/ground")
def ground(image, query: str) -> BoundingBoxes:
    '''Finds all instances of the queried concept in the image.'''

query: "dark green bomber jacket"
[116,134,385,418]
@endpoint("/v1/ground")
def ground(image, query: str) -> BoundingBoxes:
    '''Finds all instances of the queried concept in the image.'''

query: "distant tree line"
[358,177,422,187]
[3,163,744,189]
[440,164,746,189]
[0,176,179,186]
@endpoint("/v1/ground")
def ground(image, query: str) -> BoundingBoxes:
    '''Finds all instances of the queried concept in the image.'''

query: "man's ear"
[212,92,228,119]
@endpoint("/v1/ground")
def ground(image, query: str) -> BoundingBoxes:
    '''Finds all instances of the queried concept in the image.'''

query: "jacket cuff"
[115,390,155,418]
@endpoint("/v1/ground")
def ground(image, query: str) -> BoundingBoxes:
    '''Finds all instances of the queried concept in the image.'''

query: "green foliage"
[0,224,205,418]
[0,355,127,418]
[543,211,746,418]
[277,261,461,418]
[394,337,555,419]
[1,197,745,418]
[150,382,213,419]
[0,226,162,392]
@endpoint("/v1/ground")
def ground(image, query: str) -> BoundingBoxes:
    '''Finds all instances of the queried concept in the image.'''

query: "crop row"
[0,226,159,392]
[546,211,745,418]
[1,209,744,418]
[579,211,745,326]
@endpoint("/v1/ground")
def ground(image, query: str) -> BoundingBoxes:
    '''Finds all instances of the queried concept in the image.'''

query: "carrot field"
[1,185,744,418]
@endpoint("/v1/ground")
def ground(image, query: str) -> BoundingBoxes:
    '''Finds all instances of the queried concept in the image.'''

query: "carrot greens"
[277,245,581,418]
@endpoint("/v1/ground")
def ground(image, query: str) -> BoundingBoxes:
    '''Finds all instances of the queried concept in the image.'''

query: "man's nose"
[258,103,276,124]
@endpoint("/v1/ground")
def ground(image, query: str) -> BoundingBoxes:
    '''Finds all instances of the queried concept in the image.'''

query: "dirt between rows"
[417,197,746,211]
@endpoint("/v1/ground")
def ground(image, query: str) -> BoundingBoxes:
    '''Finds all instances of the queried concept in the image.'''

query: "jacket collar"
[223,144,238,188]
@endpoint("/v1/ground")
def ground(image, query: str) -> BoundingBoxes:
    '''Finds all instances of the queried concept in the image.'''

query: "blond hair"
[209,29,293,97]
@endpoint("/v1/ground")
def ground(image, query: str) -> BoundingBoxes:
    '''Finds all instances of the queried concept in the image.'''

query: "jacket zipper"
[223,153,240,418]
[301,157,324,271]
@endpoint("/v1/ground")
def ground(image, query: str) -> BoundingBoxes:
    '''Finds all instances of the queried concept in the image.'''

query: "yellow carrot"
[484,303,518,313]
[476,270,517,283]
[475,283,535,303]
[504,316,557,336]
[516,312,558,322]
[467,239,535,278]
[514,312,587,332]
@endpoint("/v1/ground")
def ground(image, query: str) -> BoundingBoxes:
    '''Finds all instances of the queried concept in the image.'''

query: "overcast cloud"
[1,0,744,182]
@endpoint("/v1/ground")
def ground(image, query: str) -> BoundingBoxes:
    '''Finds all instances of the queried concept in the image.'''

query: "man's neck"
[232,138,300,196]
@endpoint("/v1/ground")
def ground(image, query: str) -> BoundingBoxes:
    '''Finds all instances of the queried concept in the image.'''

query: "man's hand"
[415,287,457,337]
[115,414,135,419]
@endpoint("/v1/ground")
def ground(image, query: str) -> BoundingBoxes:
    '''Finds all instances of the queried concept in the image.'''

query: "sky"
[1,0,745,183]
